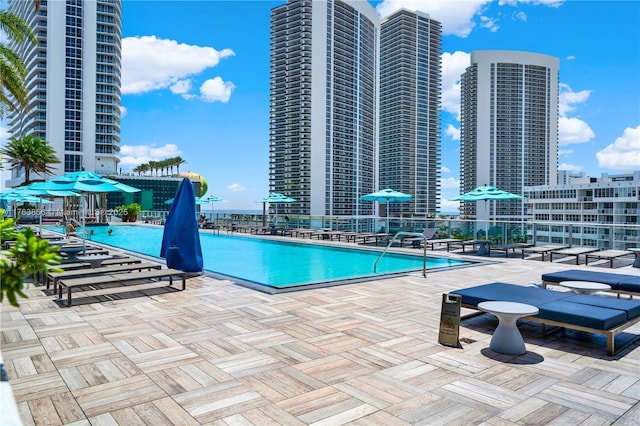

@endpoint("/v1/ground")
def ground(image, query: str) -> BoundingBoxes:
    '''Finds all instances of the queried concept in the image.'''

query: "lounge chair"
[47,261,163,291]
[489,243,534,258]
[541,269,640,298]
[549,247,600,264]
[450,282,640,355]
[57,268,187,306]
[404,228,438,248]
[585,250,634,268]
[521,244,569,261]
[447,240,489,254]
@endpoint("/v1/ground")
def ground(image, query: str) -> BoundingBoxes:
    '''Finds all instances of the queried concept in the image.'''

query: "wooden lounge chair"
[488,243,534,258]
[57,268,187,306]
[549,247,600,264]
[585,250,634,268]
[404,228,438,248]
[47,261,163,291]
[521,244,568,261]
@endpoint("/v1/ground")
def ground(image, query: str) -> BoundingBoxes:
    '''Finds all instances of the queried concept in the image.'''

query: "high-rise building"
[460,50,559,222]
[379,9,442,216]
[269,0,379,217]
[524,172,640,249]
[5,0,122,187]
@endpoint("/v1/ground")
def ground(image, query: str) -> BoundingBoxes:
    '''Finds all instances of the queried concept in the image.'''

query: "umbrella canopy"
[451,185,523,202]
[29,171,141,252]
[160,178,203,273]
[451,185,522,239]
[361,188,413,233]
[30,171,140,194]
[0,192,52,204]
[165,196,204,205]
[203,195,228,204]
[257,193,296,226]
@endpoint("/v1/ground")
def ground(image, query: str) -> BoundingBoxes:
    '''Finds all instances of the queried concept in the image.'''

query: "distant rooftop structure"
[524,171,639,249]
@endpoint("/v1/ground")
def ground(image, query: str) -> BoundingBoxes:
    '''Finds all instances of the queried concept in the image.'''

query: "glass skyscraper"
[5,0,122,186]
[269,0,379,217]
[460,50,559,221]
[380,9,442,216]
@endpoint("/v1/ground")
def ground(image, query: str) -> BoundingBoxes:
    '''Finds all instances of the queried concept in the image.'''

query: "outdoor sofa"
[450,282,640,355]
[541,269,640,298]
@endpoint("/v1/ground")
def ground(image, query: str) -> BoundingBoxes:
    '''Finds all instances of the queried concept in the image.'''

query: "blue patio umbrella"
[451,185,522,240]
[361,188,413,233]
[160,177,203,273]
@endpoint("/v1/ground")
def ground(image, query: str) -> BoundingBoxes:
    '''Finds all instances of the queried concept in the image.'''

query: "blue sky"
[4,0,640,212]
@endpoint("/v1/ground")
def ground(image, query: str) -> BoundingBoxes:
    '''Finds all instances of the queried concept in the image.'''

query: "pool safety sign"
[438,293,461,348]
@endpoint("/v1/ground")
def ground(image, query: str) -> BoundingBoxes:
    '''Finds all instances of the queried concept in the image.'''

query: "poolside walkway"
[1,241,639,425]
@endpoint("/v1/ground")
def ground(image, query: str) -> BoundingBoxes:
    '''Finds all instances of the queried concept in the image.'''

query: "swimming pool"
[44,225,474,292]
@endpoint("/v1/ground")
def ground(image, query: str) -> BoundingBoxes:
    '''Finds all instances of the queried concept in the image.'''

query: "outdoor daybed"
[450,282,640,355]
[542,269,640,298]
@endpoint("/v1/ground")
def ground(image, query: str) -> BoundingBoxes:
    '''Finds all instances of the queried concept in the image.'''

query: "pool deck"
[2,233,639,425]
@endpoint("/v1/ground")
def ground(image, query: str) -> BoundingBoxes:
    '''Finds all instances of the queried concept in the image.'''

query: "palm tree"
[173,156,186,174]
[1,134,60,184]
[0,10,37,118]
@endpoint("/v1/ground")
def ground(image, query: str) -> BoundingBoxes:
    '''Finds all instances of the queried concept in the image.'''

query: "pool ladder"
[374,231,428,278]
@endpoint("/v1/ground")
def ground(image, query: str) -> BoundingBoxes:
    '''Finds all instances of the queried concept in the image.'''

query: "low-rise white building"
[524,172,639,249]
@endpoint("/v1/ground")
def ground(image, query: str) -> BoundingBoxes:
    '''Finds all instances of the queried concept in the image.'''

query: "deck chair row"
[57,268,187,307]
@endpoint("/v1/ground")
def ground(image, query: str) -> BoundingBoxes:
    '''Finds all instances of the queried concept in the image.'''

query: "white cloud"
[559,116,595,145]
[439,198,460,213]
[441,51,470,117]
[558,149,574,156]
[445,123,460,141]
[558,163,582,172]
[596,125,640,170]
[499,0,563,7]
[557,84,595,146]
[119,144,182,169]
[440,166,451,173]
[479,15,499,32]
[227,183,246,192]
[120,106,127,118]
[376,0,562,37]
[441,176,460,189]
[170,79,192,95]
[122,35,234,95]
[376,0,491,37]
[200,77,236,103]
[559,83,591,116]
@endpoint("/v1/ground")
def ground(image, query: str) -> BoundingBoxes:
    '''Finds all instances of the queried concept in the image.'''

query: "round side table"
[560,280,611,295]
[478,301,539,355]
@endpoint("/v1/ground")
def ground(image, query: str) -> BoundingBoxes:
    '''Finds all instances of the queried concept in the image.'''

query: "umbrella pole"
[81,193,87,254]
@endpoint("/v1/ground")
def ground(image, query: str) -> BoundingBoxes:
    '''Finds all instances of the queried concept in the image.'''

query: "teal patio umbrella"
[0,191,53,234]
[257,193,296,226]
[165,196,205,205]
[451,185,522,239]
[30,171,141,252]
[361,188,413,233]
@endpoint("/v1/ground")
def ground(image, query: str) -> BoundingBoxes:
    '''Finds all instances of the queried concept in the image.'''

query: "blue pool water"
[44,225,472,291]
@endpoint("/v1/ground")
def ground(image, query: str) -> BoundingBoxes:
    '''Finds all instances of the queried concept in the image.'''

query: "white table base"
[479,301,539,355]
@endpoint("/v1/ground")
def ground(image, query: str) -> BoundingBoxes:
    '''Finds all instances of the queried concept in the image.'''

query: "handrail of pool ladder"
[374,231,427,278]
